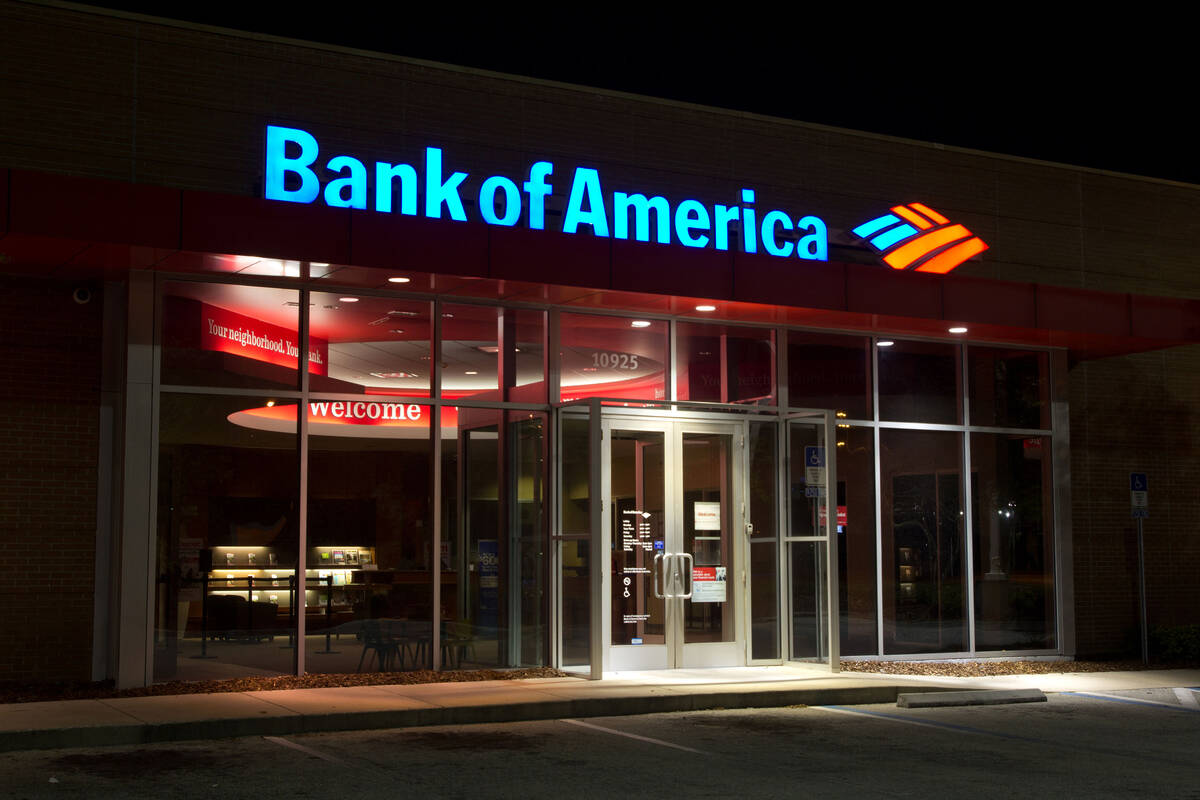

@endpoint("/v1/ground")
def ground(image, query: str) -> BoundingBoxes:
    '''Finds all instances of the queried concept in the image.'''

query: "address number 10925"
[592,352,639,370]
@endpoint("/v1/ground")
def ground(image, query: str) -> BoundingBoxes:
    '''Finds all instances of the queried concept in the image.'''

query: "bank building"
[1,1,1197,688]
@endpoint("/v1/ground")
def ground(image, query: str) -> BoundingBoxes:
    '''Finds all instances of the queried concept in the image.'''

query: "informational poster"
[817,505,848,527]
[478,540,498,630]
[693,501,721,530]
[691,566,727,603]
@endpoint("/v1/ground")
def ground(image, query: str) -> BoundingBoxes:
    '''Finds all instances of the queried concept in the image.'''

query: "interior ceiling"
[50,249,1195,363]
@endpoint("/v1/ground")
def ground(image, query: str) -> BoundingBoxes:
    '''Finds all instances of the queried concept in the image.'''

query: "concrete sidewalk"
[2,666,1197,753]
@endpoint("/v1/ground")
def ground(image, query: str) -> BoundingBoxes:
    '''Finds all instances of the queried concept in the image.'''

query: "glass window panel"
[154,393,298,681]
[442,304,500,399]
[160,282,300,390]
[560,538,592,669]
[559,313,668,403]
[836,426,878,656]
[750,542,779,660]
[309,294,431,397]
[676,322,775,404]
[749,421,779,540]
[442,407,547,668]
[787,332,872,418]
[561,415,592,536]
[508,308,547,403]
[513,412,548,665]
[304,400,432,673]
[881,429,966,654]
[748,421,779,659]
[789,541,827,661]
[968,347,1050,429]
[878,339,961,424]
[971,433,1056,650]
[559,412,592,669]
[787,420,824,537]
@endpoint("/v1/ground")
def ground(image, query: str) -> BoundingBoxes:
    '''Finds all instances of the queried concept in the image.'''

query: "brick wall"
[1069,344,1200,656]
[0,276,102,681]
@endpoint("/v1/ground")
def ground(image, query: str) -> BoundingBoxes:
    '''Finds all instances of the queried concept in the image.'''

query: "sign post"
[1130,473,1149,664]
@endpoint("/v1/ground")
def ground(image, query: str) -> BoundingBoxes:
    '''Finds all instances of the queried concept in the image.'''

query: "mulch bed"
[0,667,568,705]
[840,660,1158,677]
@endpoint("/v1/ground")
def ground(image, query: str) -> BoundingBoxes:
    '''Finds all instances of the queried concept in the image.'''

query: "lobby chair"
[356,619,400,672]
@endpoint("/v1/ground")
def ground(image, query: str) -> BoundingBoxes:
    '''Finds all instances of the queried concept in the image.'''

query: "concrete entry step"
[897,689,1047,708]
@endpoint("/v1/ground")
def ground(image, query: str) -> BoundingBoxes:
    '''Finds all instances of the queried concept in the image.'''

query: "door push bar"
[652,552,694,600]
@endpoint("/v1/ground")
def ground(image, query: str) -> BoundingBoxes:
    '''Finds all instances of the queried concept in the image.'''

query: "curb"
[0,683,955,753]
[897,689,1047,708]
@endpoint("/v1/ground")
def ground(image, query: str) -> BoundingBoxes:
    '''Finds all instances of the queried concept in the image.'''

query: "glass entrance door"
[604,419,743,670]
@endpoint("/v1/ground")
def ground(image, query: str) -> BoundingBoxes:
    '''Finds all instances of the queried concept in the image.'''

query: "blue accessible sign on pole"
[1130,472,1148,519]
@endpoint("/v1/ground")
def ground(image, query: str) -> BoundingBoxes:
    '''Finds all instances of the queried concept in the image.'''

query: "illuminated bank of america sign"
[263,125,828,261]
[851,203,988,274]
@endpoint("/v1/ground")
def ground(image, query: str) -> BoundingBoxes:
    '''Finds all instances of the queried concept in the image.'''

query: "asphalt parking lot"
[3,686,1198,799]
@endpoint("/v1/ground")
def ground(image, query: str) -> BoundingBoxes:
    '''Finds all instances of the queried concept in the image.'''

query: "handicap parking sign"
[804,446,825,468]
[1130,472,1148,518]
[804,446,826,486]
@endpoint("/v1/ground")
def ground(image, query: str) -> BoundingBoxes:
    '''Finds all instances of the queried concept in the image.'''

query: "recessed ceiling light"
[631,320,651,328]
[948,326,968,334]
[877,340,894,347]
[695,304,717,312]
[389,329,404,334]
[369,371,419,379]
[310,262,330,267]
[442,313,454,318]
[388,277,411,283]
[338,297,359,303]
[265,400,276,407]
[465,370,478,375]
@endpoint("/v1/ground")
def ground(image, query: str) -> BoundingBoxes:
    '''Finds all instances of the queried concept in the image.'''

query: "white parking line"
[812,705,1040,742]
[1067,691,1200,712]
[813,705,944,730]
[263,735,342,762]
[560,718,708,754]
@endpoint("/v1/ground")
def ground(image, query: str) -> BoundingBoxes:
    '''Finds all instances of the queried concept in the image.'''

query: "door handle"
[653,552,665,599]
[679,553,694,600]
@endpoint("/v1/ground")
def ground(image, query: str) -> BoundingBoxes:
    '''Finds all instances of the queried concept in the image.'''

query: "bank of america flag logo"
[852,203,988,274]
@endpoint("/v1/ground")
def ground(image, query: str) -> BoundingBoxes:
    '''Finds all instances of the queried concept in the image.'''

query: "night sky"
[80,4,1193,185]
